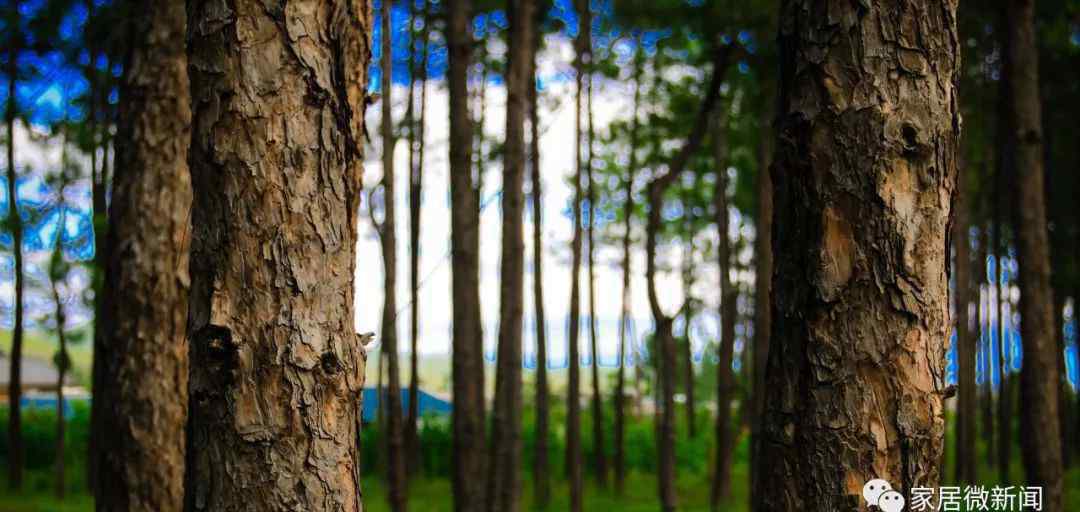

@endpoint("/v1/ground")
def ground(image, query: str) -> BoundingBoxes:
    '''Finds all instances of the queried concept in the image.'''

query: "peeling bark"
[755,0,959,508]
[184,1,371,510]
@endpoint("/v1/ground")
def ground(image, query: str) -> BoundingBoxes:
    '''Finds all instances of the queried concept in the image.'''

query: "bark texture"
[1007,0,1064,507]
[94,2,191,510]
[485,2,532,510]
[446,1,486,510]
[755,0,959,508]
[184,1,371,510]
[711,103,736,508]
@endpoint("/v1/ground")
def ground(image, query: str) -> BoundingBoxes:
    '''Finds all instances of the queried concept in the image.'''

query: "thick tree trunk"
[184,1,371,510]
[378,1,407,508]
[528,18,550,509]
[614,45,643,497]
[750,86,774,511]
[446,1,486,510]
[646,44,731,512]
[485,2,532,510]
[94,3,191,510]
[953,187,977,484]
[566,2,587,508]
[4,26,25,491]
[1006,0,1064,507]
[711,103,735,508]
[755,0,959,508]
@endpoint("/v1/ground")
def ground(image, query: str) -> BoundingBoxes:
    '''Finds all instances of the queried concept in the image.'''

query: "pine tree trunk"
[93,3,190,510]
[1006,0,1064,507]
[485,2,531,510]
[446,1,486,510]
[953,186,977,484]
[184,1,371,510]
[406,0,431,479]
[585,64,608,490]
[755,0,959,508]
[646,43,731,512]
[614,45,642,497]
[711,104,735,509]
[4,23,25,491]
[680,197,697,440]
[979,218,995,469]
[750,85,774,511]
[378,0,407,508]
[566,2,587,507]
[529,21,550,506]
[51,249,68,500]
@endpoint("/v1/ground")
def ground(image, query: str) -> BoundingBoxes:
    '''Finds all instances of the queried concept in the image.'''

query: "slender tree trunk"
[4,19,25,490]
[406,0,430,479]
[529,20,551,510]
[953,186,977,484]
[447,1,486,510]
[647,44,731,512]
[979,219,996,469]
[994,5,1015,482]
[750,84,774,511]
[94,3,191,510]
[755,0,959,508]
[50,197,69,500]
[1006,0,1064,507]
[585,59,608,490]
[711,104,735,509]
[184,1,371,509]
[614,44,643,497]
[566,2,587,508]
[378,2,407,509]
[680,199,697,440]
[485,4,532,510]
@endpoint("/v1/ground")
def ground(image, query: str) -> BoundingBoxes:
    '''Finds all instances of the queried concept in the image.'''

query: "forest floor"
[2,464,1079,511]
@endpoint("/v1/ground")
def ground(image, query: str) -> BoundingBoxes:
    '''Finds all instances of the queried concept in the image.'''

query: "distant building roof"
[0,352,71,393]
[361,388,451,423]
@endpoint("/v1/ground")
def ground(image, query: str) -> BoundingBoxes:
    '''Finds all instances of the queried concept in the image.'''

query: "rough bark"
[755,0,959,508]
[1006,0,1064,507]
[184,1,371,510]
[614,44,643,497]
[446,1,487,510]
[377,0,407,508]
[711,103,735,509]
[750,84,774,511]
[485,2,532,510]
[953,187,977,484]
[4,16,25,490]
[93,2,191,510]
[529,20,550,509]
[646,44,731,512]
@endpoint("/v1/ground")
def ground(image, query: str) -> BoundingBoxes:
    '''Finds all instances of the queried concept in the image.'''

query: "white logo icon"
[877,490,906,512]
[863,479,894,507]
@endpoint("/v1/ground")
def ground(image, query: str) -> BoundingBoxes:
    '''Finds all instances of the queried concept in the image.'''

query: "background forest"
[1,0,1080,511]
